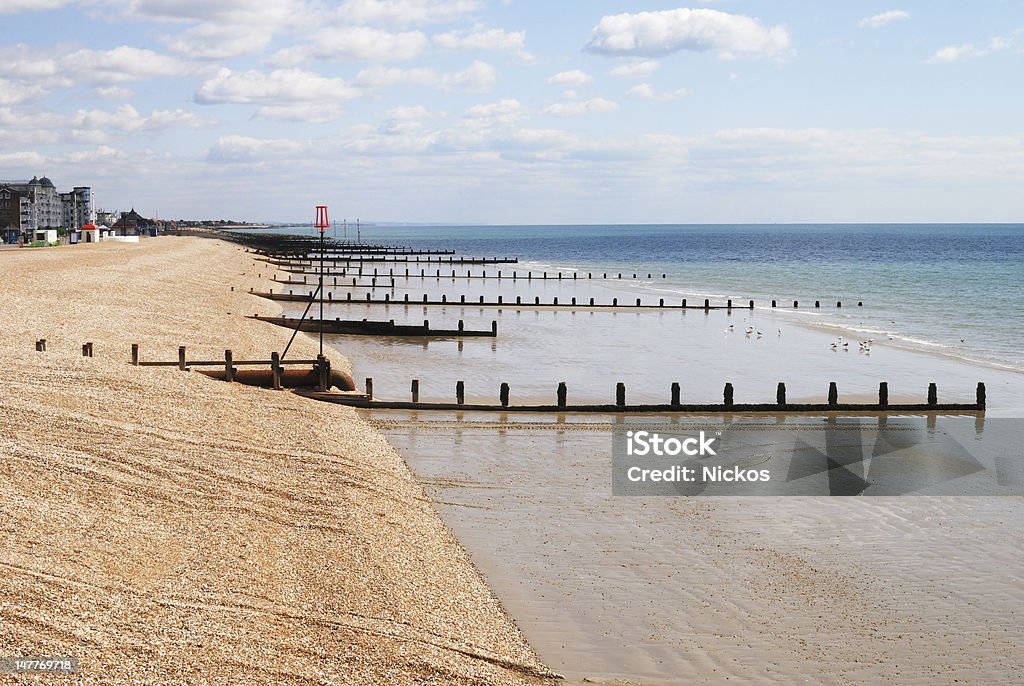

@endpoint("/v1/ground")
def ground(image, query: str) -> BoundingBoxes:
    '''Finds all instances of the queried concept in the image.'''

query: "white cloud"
[0,79,47,105]
[195,67,360,104]
[195,68,360,122]
[167,23,274,60]
[441,60,496,92]
[463,98,523,126]
[377,105,432,135]
[206,135,303,164]
[112,0,302,60]
[386,104,432,120]
[71,104,208,131]
[310,26,428,62]
[547,70,592,86]
[0,0,69,12]
[926,43,988,63]
[356,60,495,92]
[0,151,47,166]
[62,46,186,84]
[926,35,1014,63]
[585,8,790,60]
[858,10,910,29]
[543,97,619,117]
[94,86,136,100]
[336,0,480,27]
[609,60,660,79]
[434,26,534,61]
[0,44,186,92]
[626,83,693,102]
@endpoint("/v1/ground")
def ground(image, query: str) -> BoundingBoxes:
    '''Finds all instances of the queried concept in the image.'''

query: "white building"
[0,175,95,239]
[60,187,95,228]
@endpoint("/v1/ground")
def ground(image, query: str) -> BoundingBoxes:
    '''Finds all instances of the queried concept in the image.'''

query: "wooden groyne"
[300,379,986,414]
[248,289,858,311]
[249,315,497,338]
[261,256,519,266]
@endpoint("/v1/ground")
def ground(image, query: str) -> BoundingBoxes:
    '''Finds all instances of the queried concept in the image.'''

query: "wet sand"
[374,412,1024,685]
[0,237,555,685]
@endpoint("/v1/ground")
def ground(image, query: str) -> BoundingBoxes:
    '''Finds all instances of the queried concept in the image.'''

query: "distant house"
[113,208,152,235]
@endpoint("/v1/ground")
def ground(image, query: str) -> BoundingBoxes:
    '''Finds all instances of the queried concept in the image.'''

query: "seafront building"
[0,175,95,243]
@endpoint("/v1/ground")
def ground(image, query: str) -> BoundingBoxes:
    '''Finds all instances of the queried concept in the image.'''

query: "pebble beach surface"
[0,235,556,685]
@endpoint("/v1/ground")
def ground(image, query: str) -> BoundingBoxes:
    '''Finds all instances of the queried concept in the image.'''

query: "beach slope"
[0,237,555,684]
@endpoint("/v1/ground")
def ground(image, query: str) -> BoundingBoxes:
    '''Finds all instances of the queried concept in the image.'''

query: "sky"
[1,0,1022,224]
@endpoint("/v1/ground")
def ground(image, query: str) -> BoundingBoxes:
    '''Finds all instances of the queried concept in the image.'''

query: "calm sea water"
[269,223,1024,371]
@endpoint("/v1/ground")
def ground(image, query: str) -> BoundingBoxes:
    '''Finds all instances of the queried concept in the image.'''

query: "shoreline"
[0,236,556,684]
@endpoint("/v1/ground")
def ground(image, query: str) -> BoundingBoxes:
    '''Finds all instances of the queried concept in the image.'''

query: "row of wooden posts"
[257,287,860,310]
[362,377,987,410]
[129,345,330,391]
[35,339,94,357]
[280,268,667,280]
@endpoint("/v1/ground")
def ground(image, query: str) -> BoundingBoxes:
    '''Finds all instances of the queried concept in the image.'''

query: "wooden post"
[815,300,820,308]
[365,377,373,400]
[613,298,618,306]
[317,354,328,391]
[704,299,710,311]
[727,299,732,310]
[82,343,89,357]
[671,382,680,406]
[500,382,509,407]
[977,382,986,410]
[927,383,938,406]
[772,300,776,308]
[491,321,497,336]
[39,339,46,352]
[777,382,786,406]
[724,383,734,408]
[794,300,799,308]
[458,320,464,331]
[178,346,187,371]
[828,381,838,406]
[456,380,465,405]
[682,299,687,308]
[837,301,842,308]
[555,382,568,407]
[225,350,235,383]
[749,300,754,309]
[131,343,139,365]
[879,382,888,407]
[616,382,626,407]
[271,352,282,390]
[411,379,419,402]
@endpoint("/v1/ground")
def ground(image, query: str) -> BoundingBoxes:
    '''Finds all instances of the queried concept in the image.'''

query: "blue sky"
[1,1,1022,223]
